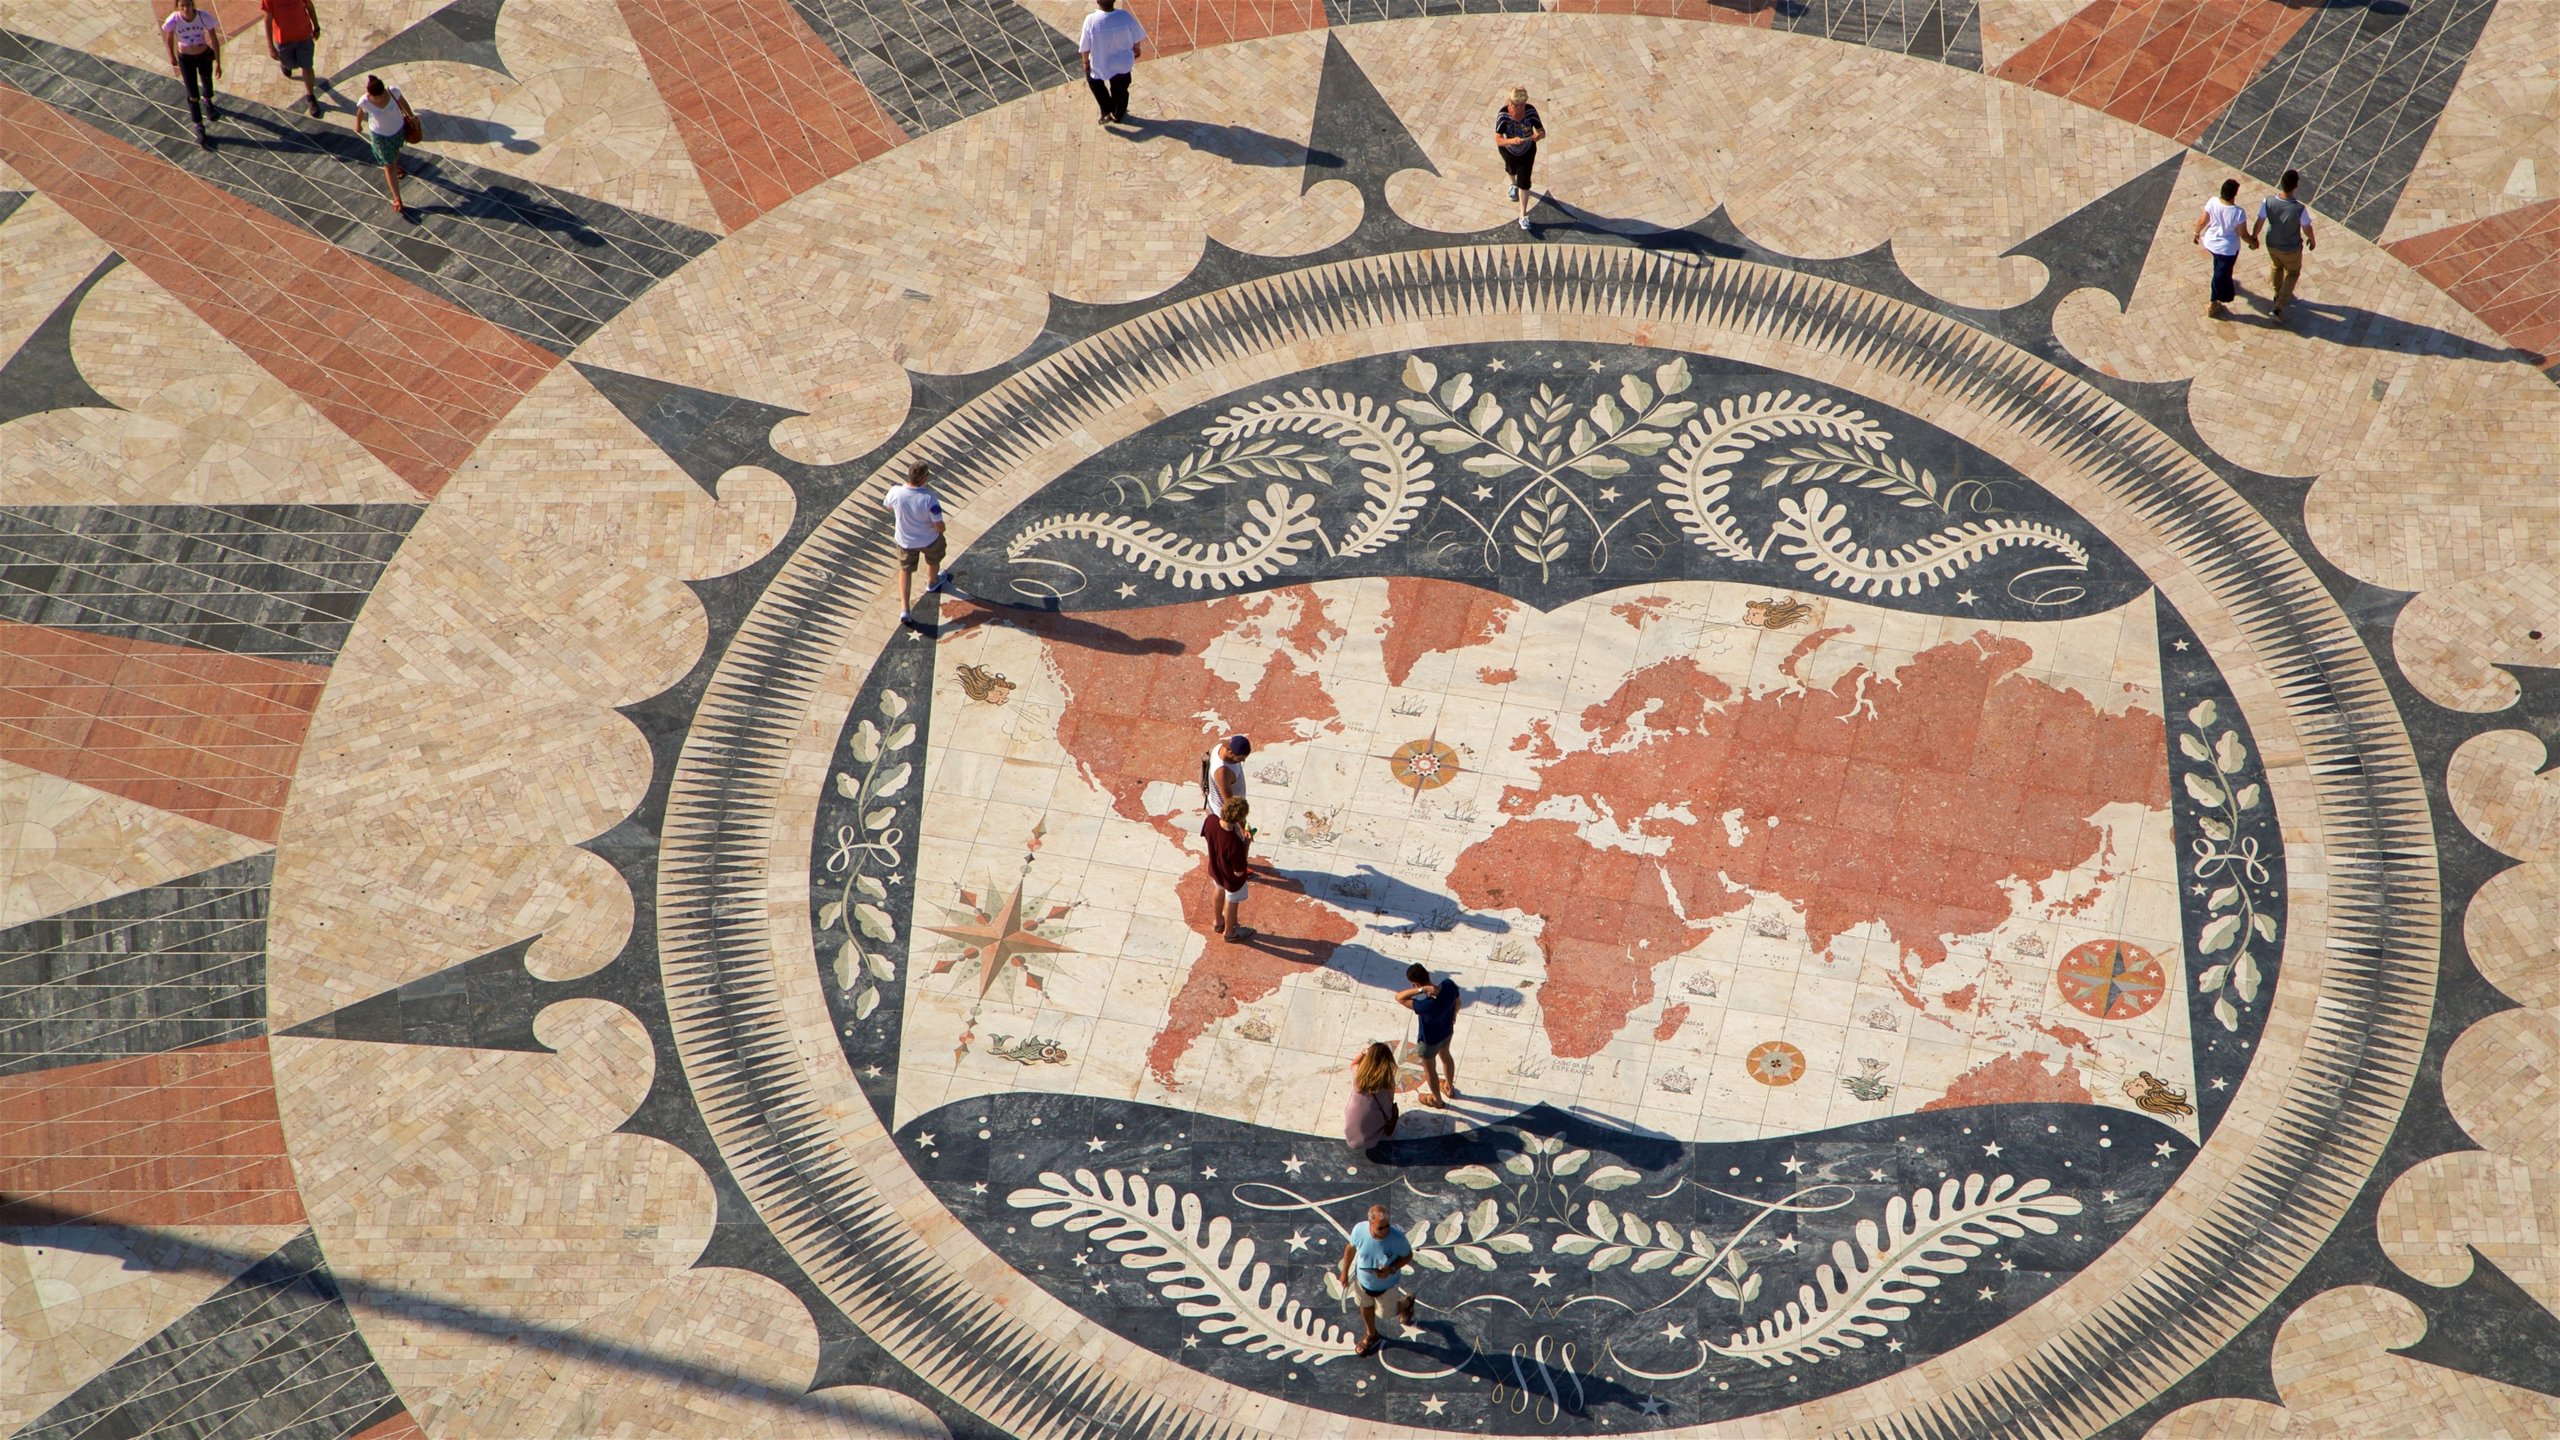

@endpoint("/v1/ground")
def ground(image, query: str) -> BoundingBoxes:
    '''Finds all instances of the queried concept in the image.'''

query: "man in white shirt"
[885,460,947,614]
[1078,0,1145,127]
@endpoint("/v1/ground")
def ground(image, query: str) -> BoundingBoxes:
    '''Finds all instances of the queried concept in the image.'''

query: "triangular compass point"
[1301,33,1438,204]
[2003,150,2188,313]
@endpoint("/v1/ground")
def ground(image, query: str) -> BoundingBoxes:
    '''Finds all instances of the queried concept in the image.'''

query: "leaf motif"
[1688,1228,1715,1255]
[854,984,879,1019]
[1495,418,1523,453]
[835,773,860,799]
[1552,1235,1602,1255]
[856,903,897,942]
[1742,1272,1764,1303]
[1453,1244,1496,1271]
[1501,1153,1536,1177]
[1709,1174,2081,1367]
[1570,419,1597,454]
[1725,1252,1746,1280]
[1395,399,1443,424]
[2199,913,2242,954]
[1433,1211,1467,1247]
[2215,996,2239,1031]
[1470,1198,1500,1241]
[865,806,897,832]
[1632,1250,1679,1274]
[885,724,917,751]
[857,873,889,901]
[2200,816,2232,842]
[2252,912,2278,942]
[1005,1169,1355,1361]
[1672,1256,1709,1277]
[2234,784,2262,811]
[834,950,857,990]
[2184,773,2226,807]
[866,952,896,983]
[1552,1149,1591,1176]
[2198,964,2229,993]
[1656,357,1693,396]
[849,720,882,764]
[818,900,845,931]
[1439,374,1473,412]
[1568,455,1630,478]
[2187,699,2216,727]
[2213,731,2248,773]
[1587,1200,1619,1243]
[1589,1245,1634,1272]
[1470,394,1503,431]
[1411,1249,1455,1273]
[2234,952,2262,1003]
[2179,733,2212,763]
[1611,429,1675,456]
[1420,428,1479,454]
[1648,402,1699,427]
[1622,1214,1653,1248]
[1585,1165,1642,1191]
[1621,374,1655,410]
[1448,1164,1503,1190]
[1592,393,1627,435]
[1403,356,1438,393]
[2208,885,2238,911]
[1463,455,1523,477]
[872,763,912,800]
[1707,1276,1739,1301]
[880,691,907,719]
[1487,1234,1535,1254]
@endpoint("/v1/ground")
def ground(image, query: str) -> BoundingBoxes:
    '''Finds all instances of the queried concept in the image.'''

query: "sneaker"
[1507,184,1518,201]
[1517,215,1531,231]
[308,97,324,118]
[206,104,219,125]
[194,123,210,150]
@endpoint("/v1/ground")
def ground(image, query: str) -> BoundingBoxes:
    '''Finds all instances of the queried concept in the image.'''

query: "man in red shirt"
[260,0,323,118]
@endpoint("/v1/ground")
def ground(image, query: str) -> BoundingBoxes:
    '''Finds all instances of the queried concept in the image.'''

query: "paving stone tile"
[2389,195,2560,369]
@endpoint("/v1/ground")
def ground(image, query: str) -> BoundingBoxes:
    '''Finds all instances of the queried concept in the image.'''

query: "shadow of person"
[1111,115,1304,168]
[1511,195,1740,267]
[2241,291,2540,364]
[940,601,1186,656]
[415,108,541,153]
[1285,862,1510,938]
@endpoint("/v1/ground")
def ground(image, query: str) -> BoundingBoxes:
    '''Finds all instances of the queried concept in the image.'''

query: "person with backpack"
[2247,169,2317,322]
[1344,1043,1399,1154]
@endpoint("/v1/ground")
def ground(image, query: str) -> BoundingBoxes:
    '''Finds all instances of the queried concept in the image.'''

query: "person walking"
[1202,734,1249,813]
[1344,1043,1399,1154]
[354,76,418,216]
[1078,0,1145,127]
[2193,177,2252,320]
[1495,86,1546,232]
[260,0,324,119]
[887,460,948,613]
[161,0,224,149]
[1396,964,1459,1108]
[1203,796,1253,941]
[1337,1203,1419,1357]
[2248,169,2316,322]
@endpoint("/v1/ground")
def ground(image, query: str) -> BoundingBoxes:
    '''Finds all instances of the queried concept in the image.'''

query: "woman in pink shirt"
[1344,1043,1399,1153]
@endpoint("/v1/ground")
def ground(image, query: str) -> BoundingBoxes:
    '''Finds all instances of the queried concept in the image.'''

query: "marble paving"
[2,2,2559,1438]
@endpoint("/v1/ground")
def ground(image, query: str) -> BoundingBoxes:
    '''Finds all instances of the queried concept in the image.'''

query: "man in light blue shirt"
[1336,1203,1417,1357]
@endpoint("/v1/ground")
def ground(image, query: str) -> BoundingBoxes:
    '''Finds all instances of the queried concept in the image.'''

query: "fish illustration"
[988,1034,1069,1065]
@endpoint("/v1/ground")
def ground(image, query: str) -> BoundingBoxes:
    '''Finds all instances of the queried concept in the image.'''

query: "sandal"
[1417,1093,1448,1109]
[1355,1337,1380,1357]
[1227,926,1254,942]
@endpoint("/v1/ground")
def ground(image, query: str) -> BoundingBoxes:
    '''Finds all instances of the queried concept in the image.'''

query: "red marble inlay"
[0,83,559,497]
[1121,0,1327,59]
[981,594,1355,1088]
[348,1412,431,1440]
[1921,1049,2095,1110]
[0,1039,305,1227]
[620,0,907,232]
[0,621,328,844]
[1993,0,2317,145]
[2387,198,2560,369]
[1378,577,1518,688]
[1447,625,2168,1058]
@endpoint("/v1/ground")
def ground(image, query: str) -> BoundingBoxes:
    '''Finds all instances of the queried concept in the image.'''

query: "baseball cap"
[1229,735,1252,757]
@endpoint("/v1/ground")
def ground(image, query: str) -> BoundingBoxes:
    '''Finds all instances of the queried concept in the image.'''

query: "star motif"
[1072,1251,1091,1267]
[1781,1155,1806,1175]
[1982,1141,2003,1157]
[1471,485,1494,501]
[915,1131,936,1148]
[2100,1189,2119,1204]
[1869,1168,1888,1181]
[1528,1267,1558,1287]
[1587,359,1606,371]
[2156,1141,2176,1157]
[886,873,903,886]
[1597,486,1621,502]
[928,877,1074,999]
[1887,1339,1904,1352]
[1092,1280,1111,1295]
[1639,1398,1666,1416]
[863,1065,884,1079]
[2173,637,2191,651]
[1775,1234,1799,1253]
[1956,589,1978,606]
[1661,1321,1687,1341]
[1286,1230,1310,1252]
[1421,1396,1448,1416]
[1977,1286,1997,1301]
[1086,1136,1107,1152]
[1998,1258,2016,1273]
[2210,1077,2229,1090]
[1201,1165,1219,1179]
[1183,1336,1200,1349]
[1488,358,1508,371]
[1282,1155,1306,1176]
[970,1181,988,1195]
[1115,583,1136,598]
[2190,882,2209,896]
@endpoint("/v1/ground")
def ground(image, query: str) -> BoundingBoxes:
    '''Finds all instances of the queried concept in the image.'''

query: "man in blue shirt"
[1336,1203,1417,1357]
[1397,964,1460,1108]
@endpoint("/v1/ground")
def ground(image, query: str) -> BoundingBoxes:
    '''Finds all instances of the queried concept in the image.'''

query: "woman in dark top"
[1495,86,1546,232]
[1345,1043,1399,1152]
[1203,795,1253,941]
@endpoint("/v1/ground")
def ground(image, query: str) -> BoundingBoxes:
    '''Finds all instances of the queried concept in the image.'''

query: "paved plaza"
[2,1,2559,1436]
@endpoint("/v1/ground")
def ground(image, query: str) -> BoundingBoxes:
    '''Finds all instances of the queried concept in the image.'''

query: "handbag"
[396,90,421,144]
[1371,1089,1400,1138]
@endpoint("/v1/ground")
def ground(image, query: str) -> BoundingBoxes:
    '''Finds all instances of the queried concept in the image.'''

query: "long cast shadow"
[0,1200,928,1425]
[2237,290,2541,364]
[1112,115,1307,169]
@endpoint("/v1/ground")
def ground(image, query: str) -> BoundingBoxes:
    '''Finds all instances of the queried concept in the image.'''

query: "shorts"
[1414,1037,1449,1060]
[274,39,314,72]
[366,130,407,167]
[897,537,948,572]
[1221,884,1247,905]
[1501,145,1536,187]
[1357,1282,1414,1312]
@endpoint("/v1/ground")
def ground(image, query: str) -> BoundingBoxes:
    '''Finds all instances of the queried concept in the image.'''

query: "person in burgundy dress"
[1203,796,1253,941]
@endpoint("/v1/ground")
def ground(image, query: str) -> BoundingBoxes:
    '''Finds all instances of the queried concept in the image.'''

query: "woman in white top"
[2192,177,2254,320]
[353,74,417,218]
